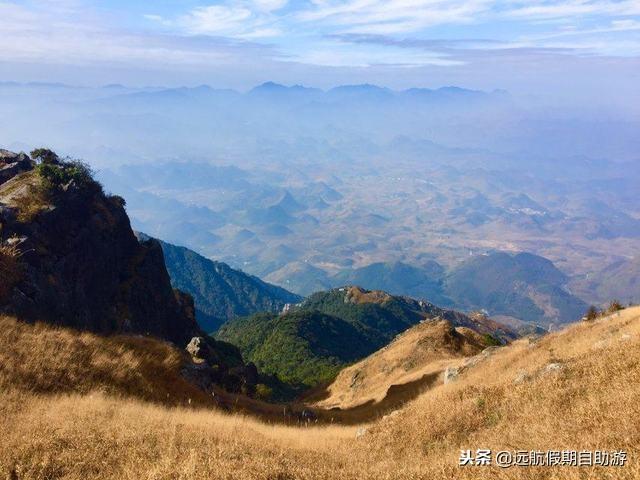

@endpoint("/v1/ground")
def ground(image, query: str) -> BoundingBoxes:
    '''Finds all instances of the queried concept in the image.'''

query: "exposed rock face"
[0,151,198,347]
[0,149,261,395]
[186,336,214,361]
[0,150,32,185]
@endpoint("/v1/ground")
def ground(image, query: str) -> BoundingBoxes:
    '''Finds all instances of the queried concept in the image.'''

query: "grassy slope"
[0,315,212,407]
[313,319,490,409]
[2,308,640,478]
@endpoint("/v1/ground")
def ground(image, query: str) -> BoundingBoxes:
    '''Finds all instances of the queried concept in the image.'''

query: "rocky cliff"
[0,151,204,347]
[0,149,261,393]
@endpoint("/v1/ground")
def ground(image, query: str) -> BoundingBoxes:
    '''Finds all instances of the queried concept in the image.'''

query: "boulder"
[444,366,459,384]
[186,336,214,361]
[0,150,32,185]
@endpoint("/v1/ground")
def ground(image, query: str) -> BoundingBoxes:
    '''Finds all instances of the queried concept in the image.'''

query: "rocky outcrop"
[186,336,215,361]
[0,151,203,347]
[0,150,32,185]
[0,149,260,395]
[184,335,259,394]
[0,180,198,345]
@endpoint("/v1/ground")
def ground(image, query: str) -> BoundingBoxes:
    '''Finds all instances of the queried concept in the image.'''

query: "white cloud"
[0,0,638,77]
[146,1,288,38]
[297,0,640,34]
[180,5,254,35]
[0,2,276,67]
[504,0,640,19]
[298,0,493,33]
[251,0,289,12]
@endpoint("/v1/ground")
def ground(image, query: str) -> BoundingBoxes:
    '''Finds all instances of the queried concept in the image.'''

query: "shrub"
[110,195,126,208]
[255,383,273,401]
[483,334,502,347]
[37,160,93,189]
[584,305,599,321]
[36,157,101,197]
[607,300,623,314]
[30,148,59,165]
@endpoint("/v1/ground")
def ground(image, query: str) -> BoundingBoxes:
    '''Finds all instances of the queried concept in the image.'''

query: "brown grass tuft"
[0,244,23,302]
[0,316,211,406]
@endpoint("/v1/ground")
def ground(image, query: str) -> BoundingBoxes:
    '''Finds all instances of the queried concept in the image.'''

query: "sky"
[1,0,639,102]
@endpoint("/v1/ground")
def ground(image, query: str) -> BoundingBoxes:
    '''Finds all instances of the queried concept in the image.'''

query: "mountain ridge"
[139,233,302,332]
[216,285,516,395]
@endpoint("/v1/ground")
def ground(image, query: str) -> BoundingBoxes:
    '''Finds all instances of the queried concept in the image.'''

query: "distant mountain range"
[444,252,588,326]
[4,80,636,315]
[574,255,640,305]
[102,81,504,104]
[152,228,588,329]
[268,252,588,326]
[137,234,302,333]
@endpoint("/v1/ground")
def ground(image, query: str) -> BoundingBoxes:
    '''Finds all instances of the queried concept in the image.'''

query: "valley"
[2,82,639,326]
[1,148,638,479]
[2,2,639,477]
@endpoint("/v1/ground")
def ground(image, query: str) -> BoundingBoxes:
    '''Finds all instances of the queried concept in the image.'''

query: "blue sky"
[1,0,639,101]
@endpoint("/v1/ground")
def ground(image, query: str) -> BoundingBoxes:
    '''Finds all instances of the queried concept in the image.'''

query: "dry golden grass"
[0,170,48,223]
[0,316,211,406]
[1,308,640,479]
[344,286,393,305]
[314,319,487,409]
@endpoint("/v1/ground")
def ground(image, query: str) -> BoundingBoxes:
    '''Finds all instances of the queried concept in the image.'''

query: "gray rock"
[544,362,564,374]
[514,370,531,384]
[0,150,32,185]
[444,366,459,384]
[186,336,214,361]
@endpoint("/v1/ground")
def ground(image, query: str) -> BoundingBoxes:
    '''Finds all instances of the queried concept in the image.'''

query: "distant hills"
[373,253,584,326]
[111,81,502,105]
[3,81,638,319]
[574,255,640,305]
[138,234,302,333]
[216,286,516,393]
[332,261,451,307]
[444,252,588,326]
[268,252,588,326]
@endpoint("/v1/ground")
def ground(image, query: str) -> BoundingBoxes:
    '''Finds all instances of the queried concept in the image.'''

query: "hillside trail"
[214,366,449,426]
